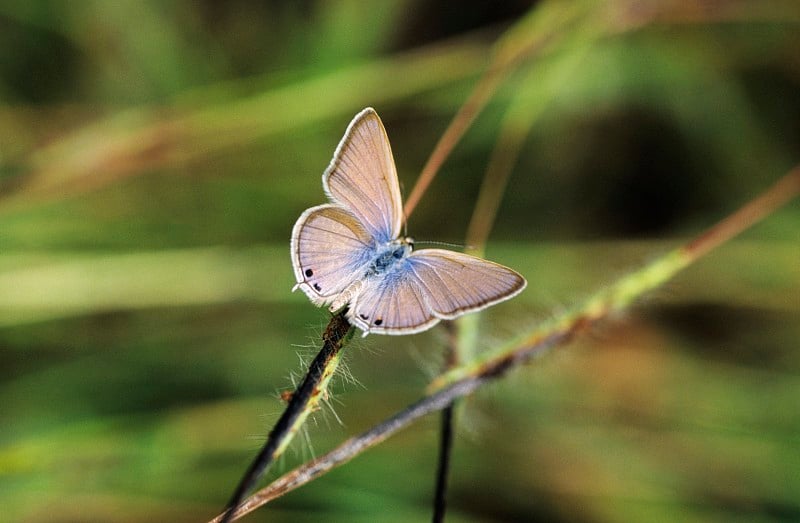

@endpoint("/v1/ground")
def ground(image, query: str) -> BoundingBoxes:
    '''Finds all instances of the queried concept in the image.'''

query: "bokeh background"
[1,1,799,522]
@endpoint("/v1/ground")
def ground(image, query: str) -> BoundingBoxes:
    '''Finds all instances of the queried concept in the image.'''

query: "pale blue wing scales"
[322,108,403,244]
[406,249,527,319]
[347,270,440,336]
[291,204,375,306]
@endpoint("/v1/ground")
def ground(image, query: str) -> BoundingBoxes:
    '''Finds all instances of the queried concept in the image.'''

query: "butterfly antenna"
[413,240,470,250]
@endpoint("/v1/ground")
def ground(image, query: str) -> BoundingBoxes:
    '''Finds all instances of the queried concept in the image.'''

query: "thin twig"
[403,61,510,220]
[432,405,454,523]
[682,165,800,261]
[432,321,460,521]
[403,4,577,220]
[211,366,507,523]
[217,311,354,523]
[464,111,530,256]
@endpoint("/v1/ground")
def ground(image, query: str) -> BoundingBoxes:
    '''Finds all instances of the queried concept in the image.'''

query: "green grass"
[1,2,798,522]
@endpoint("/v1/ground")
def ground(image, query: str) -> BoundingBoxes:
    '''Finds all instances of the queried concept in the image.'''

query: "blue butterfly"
[291,108,526,335]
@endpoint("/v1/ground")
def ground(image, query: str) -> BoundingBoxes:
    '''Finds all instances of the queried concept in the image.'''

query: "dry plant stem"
[217,13,571,520]
[403,62,509,219]
[217,311,354,523]
[433,405,454,523]
[464,114,529,255]
[682,165,800,261]
[432,322,460,522]
[208,166,800,522]
[403,4,573,219]
[212,371,497,523]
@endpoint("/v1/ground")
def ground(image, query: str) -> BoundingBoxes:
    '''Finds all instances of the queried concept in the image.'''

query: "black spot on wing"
[313,283,322,291]
[305,269,314,277]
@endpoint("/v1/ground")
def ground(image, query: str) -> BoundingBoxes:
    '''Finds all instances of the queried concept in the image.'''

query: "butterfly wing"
[406,249,526,319]
[291,204,376,307]
[349,249,526,335]
[322,107,403,244]
[348,268,440,335]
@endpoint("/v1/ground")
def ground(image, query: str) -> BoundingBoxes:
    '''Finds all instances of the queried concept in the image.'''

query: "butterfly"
[291,107,526,336]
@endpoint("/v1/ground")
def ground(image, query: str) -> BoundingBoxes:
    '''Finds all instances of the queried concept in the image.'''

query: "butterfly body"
[291,108,526,336]
[368,237,412,275]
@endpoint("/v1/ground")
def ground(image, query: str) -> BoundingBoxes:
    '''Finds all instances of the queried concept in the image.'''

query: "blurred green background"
[1,1,799,522]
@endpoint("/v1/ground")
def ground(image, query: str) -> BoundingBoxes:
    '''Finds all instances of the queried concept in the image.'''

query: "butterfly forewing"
[322,108,403,244]
[291,204,375,306]
[406,249,526,319]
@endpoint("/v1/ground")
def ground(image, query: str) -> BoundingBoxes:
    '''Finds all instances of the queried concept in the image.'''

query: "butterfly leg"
[329,279,363,313]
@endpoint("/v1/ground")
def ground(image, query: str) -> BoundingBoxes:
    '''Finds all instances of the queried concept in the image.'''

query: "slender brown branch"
[464,113,530,255]
[682,166,800,261]
[217,311,354,523]
[431,321,460,521]
[403,4,575,219]
[432,405,455,523]
[210,366,508,523]
[403,62,510,220]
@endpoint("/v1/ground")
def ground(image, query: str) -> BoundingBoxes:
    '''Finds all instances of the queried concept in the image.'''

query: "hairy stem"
[216,311,354,523]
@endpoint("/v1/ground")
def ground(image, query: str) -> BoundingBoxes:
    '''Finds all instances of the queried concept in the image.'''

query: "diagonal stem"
[403,61,510,220]
[217,311,354,523]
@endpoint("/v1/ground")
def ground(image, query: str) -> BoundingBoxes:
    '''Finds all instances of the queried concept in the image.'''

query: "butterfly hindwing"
[348,268,440,335]
[347,249,526,335]
[291,204,375,306]
[322,108,403,244]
